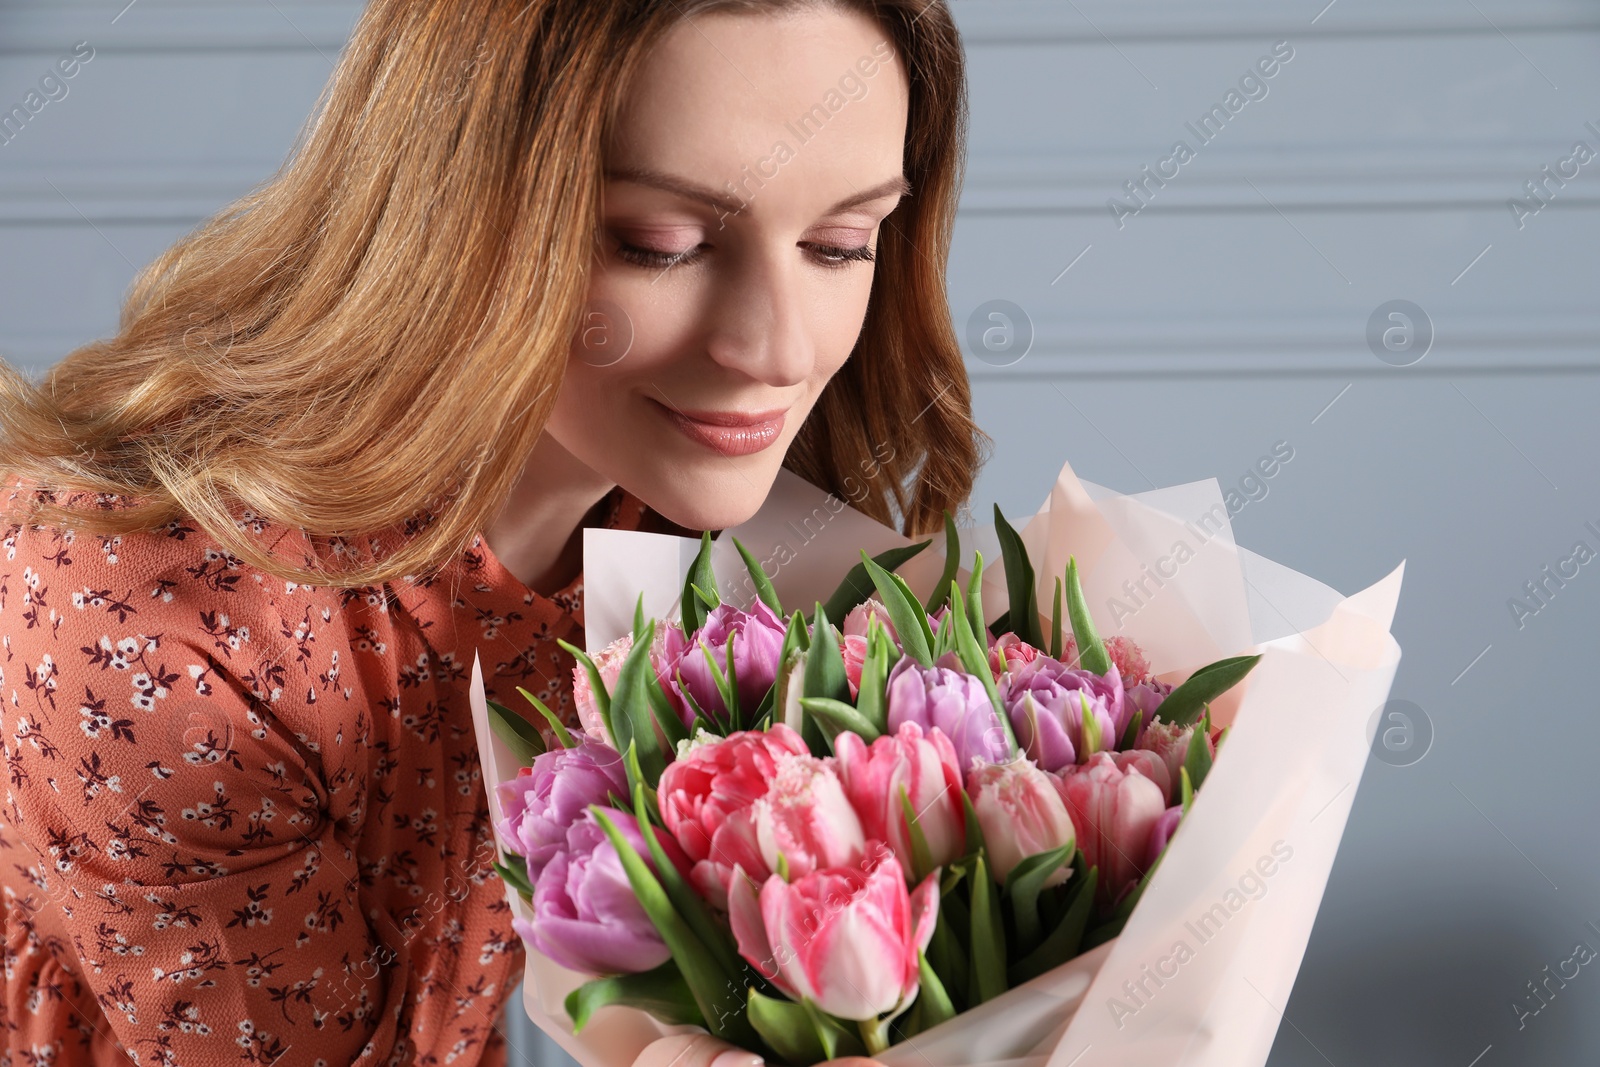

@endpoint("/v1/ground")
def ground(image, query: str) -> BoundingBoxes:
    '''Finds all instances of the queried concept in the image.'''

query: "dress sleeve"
[2,575,409,1066]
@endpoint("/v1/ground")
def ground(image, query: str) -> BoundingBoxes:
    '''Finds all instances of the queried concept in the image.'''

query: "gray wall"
[3,1,1596,1064]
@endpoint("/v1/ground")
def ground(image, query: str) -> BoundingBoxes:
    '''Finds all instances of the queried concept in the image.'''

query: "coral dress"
[0,477,663,1066]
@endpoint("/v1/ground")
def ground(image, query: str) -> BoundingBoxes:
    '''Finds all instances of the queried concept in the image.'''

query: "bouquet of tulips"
[483,510,1260,1062]
[471,459,1405,1067]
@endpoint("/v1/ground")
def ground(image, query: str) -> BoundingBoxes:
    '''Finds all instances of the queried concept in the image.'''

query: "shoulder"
[1,477,319,695]
[0,482,344,845]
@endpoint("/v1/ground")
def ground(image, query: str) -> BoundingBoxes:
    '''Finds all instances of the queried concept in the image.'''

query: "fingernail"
[711,1050,764,1067]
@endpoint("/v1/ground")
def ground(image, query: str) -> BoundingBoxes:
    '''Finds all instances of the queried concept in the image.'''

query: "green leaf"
[1003,841,1076,948]
[1064,556,1111,675]
[925,896,969,1010]
[819,540,932,624]
[948,584,1019,754]
[1049,576,1063,660]
[854,619,893,735]
[724,628,743,733]
[900,948,957,1038]
[1183,713,1214,792]
[860,551,935,667]
[628,783,747,983]
[965,552,988,644]
[590,807,755,1046]
[633,593,648,642]
[924,511,962,615]
[898,784,936,884]
[646,673,689,751]
[932,596,957,658]
[514,687,577,750]
[694,633,737,734]
[682,530,718,634]
[492,852,534,901]
[798,697,882,746]
[1008,866,1098,985]
[566,961,704,1033]
[748,989,826,1066]
[1157,654,1262,727]
[731,536,784,617]
[487,698,546,763]
[1180,765,1195,813]
[801,604,849,703]
[1119,707,1145,752]
[960,786,986,856]
[1079,692,1102,759]
[612,620,669,786]
[804,999,867,1061]
[967,853,1007,1005]
[558,638,616,745]
[993,505,1044,649]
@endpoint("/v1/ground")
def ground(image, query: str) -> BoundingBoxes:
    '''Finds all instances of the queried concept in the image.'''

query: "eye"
[805,242,876,269]
[614,240,706,270]
[612,239,877,272]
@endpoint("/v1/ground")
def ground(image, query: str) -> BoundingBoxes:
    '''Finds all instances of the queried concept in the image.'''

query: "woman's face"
[543,5,910,531]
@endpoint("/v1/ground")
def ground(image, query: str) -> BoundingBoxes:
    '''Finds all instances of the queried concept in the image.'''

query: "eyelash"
[614,240,875,272]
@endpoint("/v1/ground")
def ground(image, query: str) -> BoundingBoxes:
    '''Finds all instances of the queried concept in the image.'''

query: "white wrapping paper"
[469,457,1403,1067]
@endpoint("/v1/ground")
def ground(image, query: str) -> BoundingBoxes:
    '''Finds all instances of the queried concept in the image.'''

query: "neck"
[484,433,617,596]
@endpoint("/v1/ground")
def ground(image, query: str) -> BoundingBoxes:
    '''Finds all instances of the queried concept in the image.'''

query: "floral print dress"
[0,476,663,1066]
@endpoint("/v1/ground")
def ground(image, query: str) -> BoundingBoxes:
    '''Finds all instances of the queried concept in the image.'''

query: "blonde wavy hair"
[0,0,988,587]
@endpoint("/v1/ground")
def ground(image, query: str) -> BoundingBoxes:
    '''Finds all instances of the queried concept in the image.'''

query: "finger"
[635,1032,760,1067]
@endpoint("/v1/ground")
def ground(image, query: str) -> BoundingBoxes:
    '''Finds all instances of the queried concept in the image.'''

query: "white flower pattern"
[0,476,660,1066]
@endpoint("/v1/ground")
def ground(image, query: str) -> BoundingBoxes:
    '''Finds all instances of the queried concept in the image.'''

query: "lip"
[652,398,787,457]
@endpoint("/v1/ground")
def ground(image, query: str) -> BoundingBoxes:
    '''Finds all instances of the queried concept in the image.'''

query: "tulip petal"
[729,865,795,997]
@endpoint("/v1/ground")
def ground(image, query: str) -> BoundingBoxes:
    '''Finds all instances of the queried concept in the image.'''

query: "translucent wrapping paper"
[470,458,1404,1067]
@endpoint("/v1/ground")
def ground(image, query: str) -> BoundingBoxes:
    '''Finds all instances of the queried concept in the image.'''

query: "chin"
[633,465,781,533]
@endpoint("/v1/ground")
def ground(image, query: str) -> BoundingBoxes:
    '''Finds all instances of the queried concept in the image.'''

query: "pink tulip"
[656,723,809,909]
[1135,718,1212,805]
[1056,751,1167,907]
[1104,635,1152,685]
[843,597,899,644]
[841,633,868,700]
[966,757,1076,888]
[987,632,1045,682]
[751,753,867,880]
[727,843,940,1022]
[1110,749,1172,808]
[835,721,966,876]
[572,634,633,745]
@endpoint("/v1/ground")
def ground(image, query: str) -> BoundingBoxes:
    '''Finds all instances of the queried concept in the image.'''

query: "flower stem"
[860,1017,890,1056]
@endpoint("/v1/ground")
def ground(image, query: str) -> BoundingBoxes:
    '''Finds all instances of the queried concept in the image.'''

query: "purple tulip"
[1125,678,1174,729]
[514,807,692,976]
[885,653,1011,773]
[495,740,628,888]
[659,601,788,723]
[1145,804,1184,870]
[1001,656,1126,772]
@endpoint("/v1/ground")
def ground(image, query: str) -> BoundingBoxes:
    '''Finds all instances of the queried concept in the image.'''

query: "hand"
[635,1032,885,1067]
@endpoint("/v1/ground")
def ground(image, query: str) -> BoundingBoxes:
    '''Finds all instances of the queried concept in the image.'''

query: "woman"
[0,0,982,1064]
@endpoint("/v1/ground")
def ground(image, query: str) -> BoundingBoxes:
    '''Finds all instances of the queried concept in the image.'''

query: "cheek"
[809,271,877,380]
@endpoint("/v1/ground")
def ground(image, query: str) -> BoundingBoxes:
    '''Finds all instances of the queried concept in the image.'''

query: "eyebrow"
[603,166,911,217]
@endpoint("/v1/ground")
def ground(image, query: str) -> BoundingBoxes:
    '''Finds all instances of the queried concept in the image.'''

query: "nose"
[702,246,816,389]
